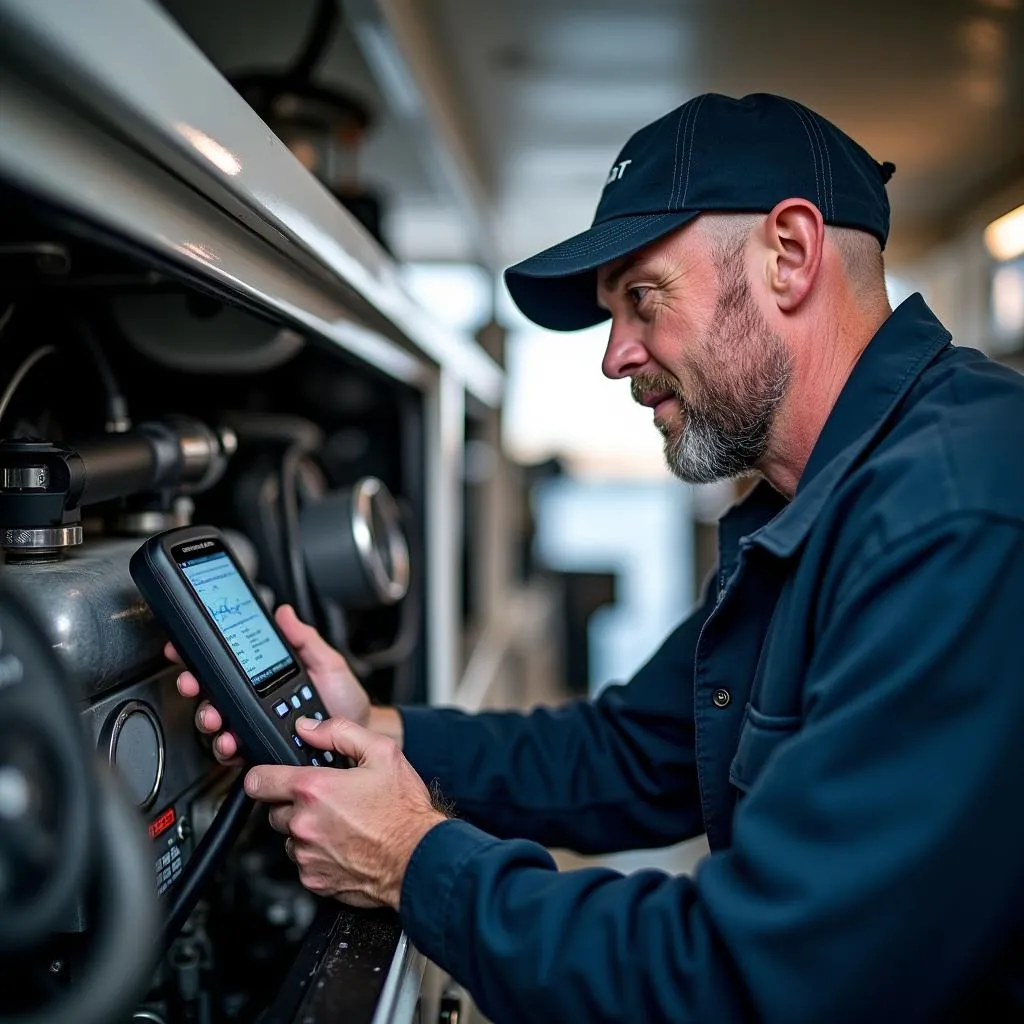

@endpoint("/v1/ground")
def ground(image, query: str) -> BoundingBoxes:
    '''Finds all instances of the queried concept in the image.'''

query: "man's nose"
[601,322,649,380]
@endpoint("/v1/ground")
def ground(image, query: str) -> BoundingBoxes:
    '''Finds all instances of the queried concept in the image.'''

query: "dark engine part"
[219,415,414,671]
[0,534,258,700]
[301,474,409,611]
[0,526,312,1022]
[0,585,157,1024]
[0,416,237,556]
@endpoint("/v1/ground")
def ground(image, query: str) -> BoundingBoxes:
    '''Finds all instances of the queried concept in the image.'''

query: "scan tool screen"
[179,550,295,687]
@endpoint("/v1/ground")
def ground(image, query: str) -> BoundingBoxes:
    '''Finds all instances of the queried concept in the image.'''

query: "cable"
[0,305,14,339]
[75,320,130,432]
[280,444,316,624]
[160,772,254,950]
[287,0,337,85]
[0,346,55,429]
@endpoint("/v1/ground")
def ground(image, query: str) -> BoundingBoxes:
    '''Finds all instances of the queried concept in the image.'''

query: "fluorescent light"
[984,204,1024,262]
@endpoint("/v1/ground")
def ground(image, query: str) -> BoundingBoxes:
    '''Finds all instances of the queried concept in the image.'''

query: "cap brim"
[503,211,698,332]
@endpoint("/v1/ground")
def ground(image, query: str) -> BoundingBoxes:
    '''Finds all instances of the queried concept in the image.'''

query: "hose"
[0,346,55,428]
[160,772,254,950]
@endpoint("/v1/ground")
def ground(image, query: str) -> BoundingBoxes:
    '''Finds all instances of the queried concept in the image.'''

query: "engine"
[0,202,426,1023]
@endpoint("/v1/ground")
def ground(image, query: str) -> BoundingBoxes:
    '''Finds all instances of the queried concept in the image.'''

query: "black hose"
[160,773,254,950]
[286,0,337,85]
[281,444,316,624]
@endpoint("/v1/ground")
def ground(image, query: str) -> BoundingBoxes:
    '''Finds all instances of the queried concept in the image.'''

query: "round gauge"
[99,701,164,810]
[301,476,410,609]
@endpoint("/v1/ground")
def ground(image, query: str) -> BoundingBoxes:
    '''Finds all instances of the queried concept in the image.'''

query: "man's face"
[597,224,793,484]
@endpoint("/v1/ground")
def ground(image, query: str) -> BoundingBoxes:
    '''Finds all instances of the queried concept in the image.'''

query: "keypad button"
[301,685,313,701]
[310,757,320,767]
[290,694,302,710]
[313,711,324,721]
[323,751,334,764]
[274,701,289,718]
[292,734,304,749]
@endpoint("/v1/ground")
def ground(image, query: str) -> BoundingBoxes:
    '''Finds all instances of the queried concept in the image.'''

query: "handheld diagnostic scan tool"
[130,526,339,768]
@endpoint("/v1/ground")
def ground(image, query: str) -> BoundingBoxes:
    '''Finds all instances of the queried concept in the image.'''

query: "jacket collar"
[731,293,952,559]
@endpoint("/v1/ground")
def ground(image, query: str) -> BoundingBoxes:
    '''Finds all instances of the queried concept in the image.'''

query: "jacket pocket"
[728,704,802,794]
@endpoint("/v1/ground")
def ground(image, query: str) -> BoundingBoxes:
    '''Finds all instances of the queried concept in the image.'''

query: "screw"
[49,960,64,974]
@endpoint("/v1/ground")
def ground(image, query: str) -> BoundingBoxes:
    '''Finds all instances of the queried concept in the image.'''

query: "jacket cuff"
[397,705,455,790]
[399,818,498,967]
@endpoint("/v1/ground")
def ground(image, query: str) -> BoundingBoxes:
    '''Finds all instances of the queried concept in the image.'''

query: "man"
[173,93,1024,1022]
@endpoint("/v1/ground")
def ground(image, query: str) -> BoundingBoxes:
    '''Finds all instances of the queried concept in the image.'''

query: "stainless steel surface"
[0,537,163,699]
[370,934,426,1024]
[2,466,49,489]
[351,477,410,604]
[0,0,504,406]
[425,370,464,705]
[2,526,82,551]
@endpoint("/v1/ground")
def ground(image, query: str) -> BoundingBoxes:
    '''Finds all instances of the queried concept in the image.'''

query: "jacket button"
[712,689,731,708]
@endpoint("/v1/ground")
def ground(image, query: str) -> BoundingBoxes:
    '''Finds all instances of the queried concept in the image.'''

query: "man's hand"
[167,604,373,764]
[247,716,447,909]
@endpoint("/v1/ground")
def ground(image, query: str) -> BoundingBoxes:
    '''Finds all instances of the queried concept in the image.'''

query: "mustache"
[630,371,685,407]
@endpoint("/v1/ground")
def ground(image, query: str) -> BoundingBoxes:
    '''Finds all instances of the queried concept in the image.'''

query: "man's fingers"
[194,701,222,735]
[213,733,239,762]
[295,716,376,763]
[274,605,347,674]
[176,671,201,699]
[267,804,295,836]
[164,641,183,665]
[245,764,309,804]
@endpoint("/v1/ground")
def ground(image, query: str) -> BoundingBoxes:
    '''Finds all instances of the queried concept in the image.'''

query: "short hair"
[699,212,887,305]
[826,225,887,302]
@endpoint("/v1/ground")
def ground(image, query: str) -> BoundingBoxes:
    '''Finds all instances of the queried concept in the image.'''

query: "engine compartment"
[0,190,428,1023]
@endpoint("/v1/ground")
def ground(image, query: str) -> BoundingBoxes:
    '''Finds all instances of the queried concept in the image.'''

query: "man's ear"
[761,199,824,312]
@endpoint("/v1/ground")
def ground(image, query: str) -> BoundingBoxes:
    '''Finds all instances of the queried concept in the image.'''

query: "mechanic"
[171,93,1024,1022]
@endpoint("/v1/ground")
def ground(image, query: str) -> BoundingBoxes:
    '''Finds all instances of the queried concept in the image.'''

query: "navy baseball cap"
[504,92,896,332]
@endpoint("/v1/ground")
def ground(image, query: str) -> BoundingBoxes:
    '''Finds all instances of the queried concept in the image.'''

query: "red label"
[148,806,176,840]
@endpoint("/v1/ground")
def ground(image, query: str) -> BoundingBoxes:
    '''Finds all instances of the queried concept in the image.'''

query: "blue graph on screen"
[181,552,294,685]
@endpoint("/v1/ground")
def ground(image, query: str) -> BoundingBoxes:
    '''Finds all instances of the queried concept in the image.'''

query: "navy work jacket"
[398,295,1024,1023]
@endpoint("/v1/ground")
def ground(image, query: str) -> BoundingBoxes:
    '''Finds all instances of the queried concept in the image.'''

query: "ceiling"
[162,0,1024,273]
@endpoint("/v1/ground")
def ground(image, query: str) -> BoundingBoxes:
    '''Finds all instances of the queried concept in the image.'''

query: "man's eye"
[627,286,650,307]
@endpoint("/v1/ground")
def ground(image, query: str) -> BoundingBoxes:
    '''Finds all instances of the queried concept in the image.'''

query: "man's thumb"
[295,715,371,763]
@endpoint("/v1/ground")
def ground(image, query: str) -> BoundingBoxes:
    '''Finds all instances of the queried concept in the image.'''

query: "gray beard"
[659,255,793,485]
[660,337,792,484]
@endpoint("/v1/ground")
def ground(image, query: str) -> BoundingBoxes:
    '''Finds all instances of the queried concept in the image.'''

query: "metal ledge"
[0,0,503,405]
[0,65,427,390]
[261,902,424,1024]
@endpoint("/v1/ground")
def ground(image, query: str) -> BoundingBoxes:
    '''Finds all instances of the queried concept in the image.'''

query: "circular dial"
[100,701,164,810]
